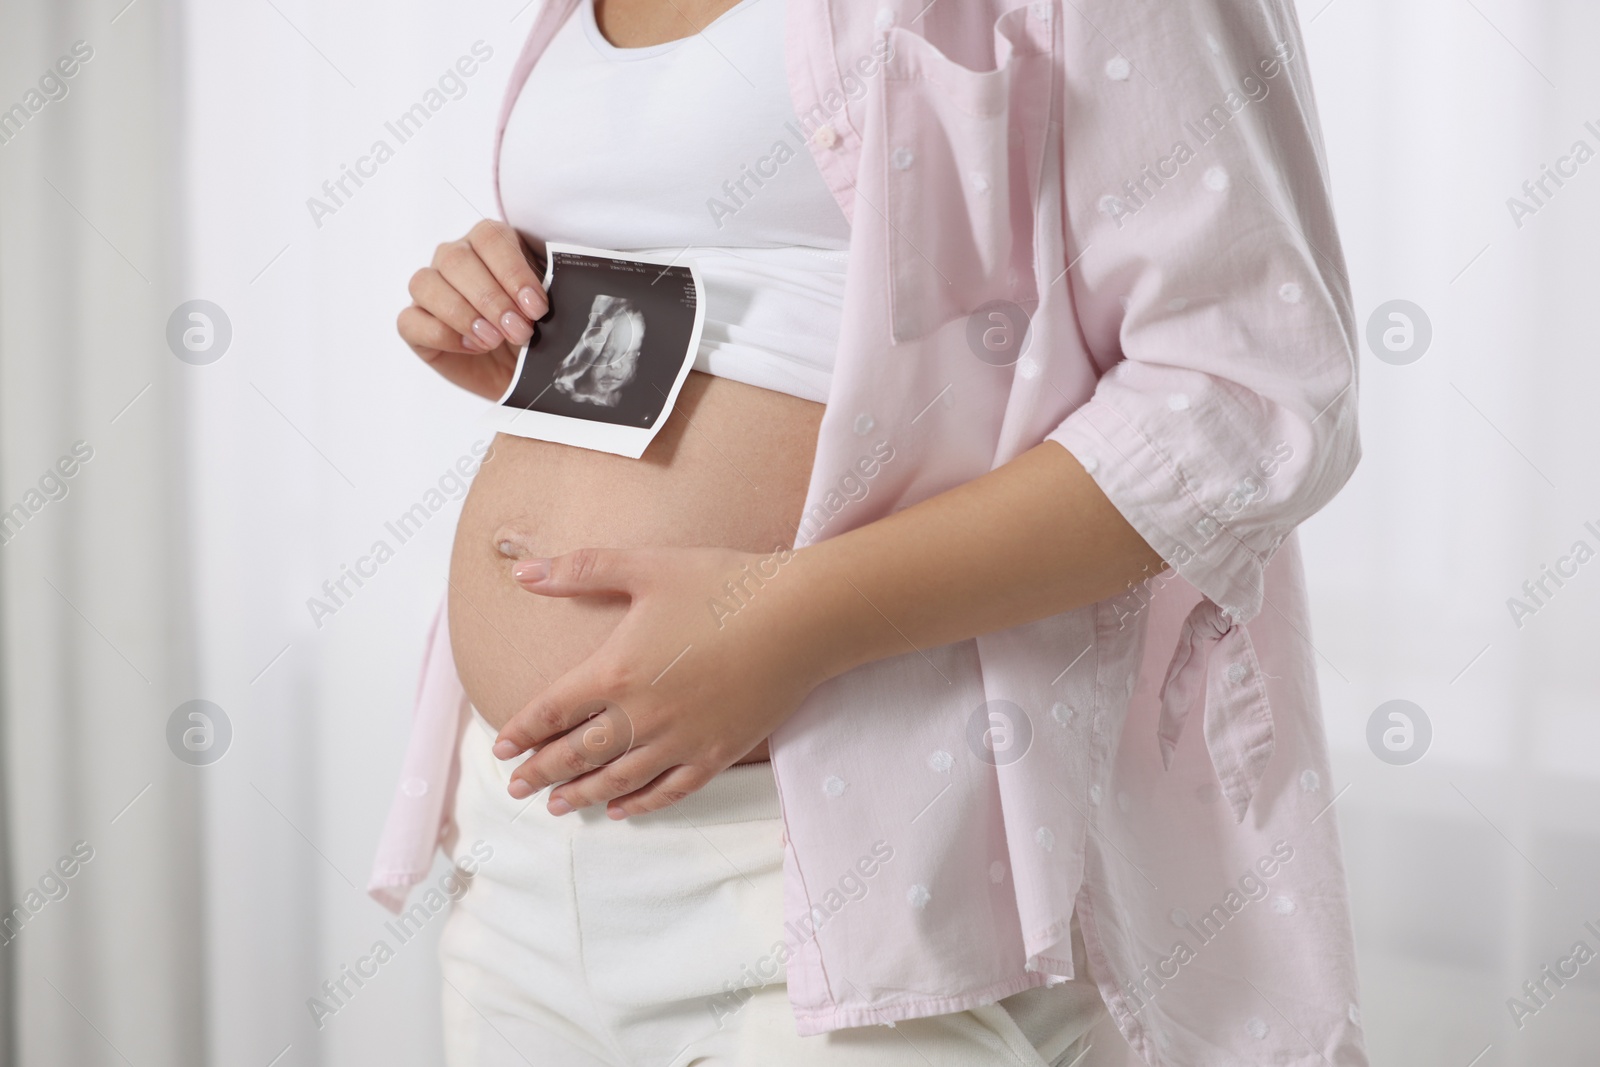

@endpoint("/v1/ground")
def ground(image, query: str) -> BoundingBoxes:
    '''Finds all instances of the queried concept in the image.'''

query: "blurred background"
[0,0,1595,1064]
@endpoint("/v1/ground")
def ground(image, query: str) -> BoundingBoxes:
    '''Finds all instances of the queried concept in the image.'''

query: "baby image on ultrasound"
[492,243,704,459]
[551,295,646,408]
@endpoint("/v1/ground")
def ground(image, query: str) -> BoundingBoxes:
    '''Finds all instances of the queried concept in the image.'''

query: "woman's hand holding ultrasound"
[398,218,548,401]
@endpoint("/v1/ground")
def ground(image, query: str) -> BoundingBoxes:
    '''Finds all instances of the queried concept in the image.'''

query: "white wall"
[181,2,533,1063]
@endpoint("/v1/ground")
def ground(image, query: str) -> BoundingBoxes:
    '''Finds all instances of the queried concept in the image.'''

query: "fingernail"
[513,558,550,583]
[517,287,548,318]
[548,798,573,816]
[508,779,533,800]
[461,333,482,352]
[499,310,533,345]
[471,317,504,347]
[492,738,520,760]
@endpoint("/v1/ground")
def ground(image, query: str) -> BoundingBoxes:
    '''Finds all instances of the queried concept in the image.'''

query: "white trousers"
[440,710,1107,1066]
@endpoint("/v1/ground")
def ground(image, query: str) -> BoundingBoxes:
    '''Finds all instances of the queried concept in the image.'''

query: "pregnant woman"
[375,0,1372,1065]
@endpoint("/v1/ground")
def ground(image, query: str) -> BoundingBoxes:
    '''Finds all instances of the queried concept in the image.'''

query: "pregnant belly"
[448,371,823,766]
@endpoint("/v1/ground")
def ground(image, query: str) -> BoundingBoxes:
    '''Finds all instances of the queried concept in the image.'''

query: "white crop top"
[498,0,851,403]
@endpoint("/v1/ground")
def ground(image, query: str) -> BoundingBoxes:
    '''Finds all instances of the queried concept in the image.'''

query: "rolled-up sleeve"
[1043,0,1360,620]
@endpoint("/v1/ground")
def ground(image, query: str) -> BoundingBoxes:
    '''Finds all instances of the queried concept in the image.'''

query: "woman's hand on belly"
[490,543,823,819]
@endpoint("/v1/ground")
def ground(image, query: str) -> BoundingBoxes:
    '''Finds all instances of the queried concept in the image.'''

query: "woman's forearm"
[775,440,1170,687]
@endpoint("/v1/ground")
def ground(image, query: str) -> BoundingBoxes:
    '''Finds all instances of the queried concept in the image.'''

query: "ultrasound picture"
[493,244,703,458]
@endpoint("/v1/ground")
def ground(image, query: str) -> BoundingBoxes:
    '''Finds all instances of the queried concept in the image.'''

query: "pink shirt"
[370,2,1370,1064]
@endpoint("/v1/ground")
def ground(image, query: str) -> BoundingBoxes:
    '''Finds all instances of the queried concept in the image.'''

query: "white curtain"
[1305,0,1600,1063]
[0,1,202,1065]
[2,0,1597,1065]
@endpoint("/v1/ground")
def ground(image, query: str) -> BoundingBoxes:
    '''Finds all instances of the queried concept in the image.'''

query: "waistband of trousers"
[468,706,781,826]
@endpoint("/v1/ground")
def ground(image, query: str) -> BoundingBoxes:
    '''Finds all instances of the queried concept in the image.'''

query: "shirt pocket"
[879,3,1058,344]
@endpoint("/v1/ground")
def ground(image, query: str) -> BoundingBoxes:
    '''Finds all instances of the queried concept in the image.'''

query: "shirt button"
[401,778,428,798]
[853,412,875,435]
[1078,453,1099,474]
[875,6,895,31]
[1088,784,1103,805]
[970,171,991,193]
[891,146,915,171]
[811,124,839,149]
[1226,663,1247,684]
